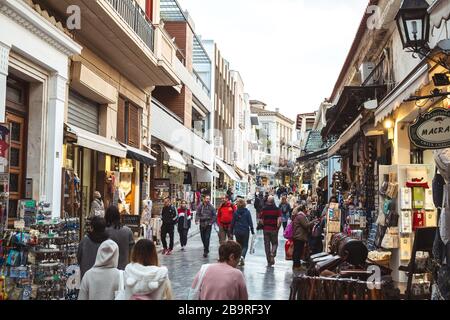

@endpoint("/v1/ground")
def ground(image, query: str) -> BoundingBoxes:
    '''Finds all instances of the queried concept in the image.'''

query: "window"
[118,97,141,148]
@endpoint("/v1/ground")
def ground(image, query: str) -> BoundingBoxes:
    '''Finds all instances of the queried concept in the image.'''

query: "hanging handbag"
[375,225,387,248]
[385,210,399,227]
[381,227,399,249]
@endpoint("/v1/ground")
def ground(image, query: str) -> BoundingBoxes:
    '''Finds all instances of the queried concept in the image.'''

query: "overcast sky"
[177,0,369,120]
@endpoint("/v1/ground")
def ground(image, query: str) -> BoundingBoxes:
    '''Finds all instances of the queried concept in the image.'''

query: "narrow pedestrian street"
[160,205,293,300]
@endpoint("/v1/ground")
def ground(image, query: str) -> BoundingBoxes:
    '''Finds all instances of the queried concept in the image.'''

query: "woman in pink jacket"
[191,241,248,300]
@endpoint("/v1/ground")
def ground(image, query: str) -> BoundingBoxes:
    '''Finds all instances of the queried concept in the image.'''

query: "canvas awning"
[192,158,205,170]
[328,115,362,157]
[374,63,429,125]
[161,145,187,170]
[215,157,241,182]
[67,124,127,158]
[120,143,156,166]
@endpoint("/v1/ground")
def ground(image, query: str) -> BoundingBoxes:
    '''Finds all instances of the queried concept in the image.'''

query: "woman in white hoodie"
[124,239,173,300]
[78,240,121,300]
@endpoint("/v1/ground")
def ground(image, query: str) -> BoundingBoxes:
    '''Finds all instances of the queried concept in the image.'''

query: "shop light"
[384,119,394,130]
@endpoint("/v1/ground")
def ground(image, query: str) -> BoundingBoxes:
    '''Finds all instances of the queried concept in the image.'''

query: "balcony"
[41,0,180,88]
[151,99,213,165]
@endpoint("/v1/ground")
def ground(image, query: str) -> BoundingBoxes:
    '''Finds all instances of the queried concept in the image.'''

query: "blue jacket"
[231,208,255,235]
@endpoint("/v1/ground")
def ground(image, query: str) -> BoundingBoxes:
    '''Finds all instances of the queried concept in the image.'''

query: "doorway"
[5,77,29,220]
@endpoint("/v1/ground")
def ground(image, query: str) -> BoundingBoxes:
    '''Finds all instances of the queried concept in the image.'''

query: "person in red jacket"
[217,195,237,244]
[177,200,192,251]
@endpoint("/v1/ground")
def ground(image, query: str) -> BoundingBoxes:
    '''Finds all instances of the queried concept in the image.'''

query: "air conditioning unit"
[360,62,375,85]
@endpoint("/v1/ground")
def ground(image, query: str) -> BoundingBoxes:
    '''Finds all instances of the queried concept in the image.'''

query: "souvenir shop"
[1,200,81,300]
[62,123,154,235]
[326,126,379,246]
[150,143,193,215]
[214,157,241,204]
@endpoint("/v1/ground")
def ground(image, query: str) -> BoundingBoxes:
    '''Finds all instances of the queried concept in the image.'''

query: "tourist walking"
[217,195,236,244]
[231,199,255,266]
[161,197,178,255]
[190,241,248,300]
[123,239,173,300]
[77,216,109,280]
[254,191,264,218]
[196,196,216,258]
[105,206,135,270]
[177,200,192,251]
[260,196,282,266]
[292,204,318,272]
[279,196,292,231]
[78,240,121,300]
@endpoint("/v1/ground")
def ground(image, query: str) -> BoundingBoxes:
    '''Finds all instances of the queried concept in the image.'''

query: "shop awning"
[215,157,241,182]
[203,163,220,178]
[235,167,250,182]
[120,143,156,166]
[67,124,127,158]
[161,145,187,170]
[297,148,328,163]
[328,115,362,157]
[374,63,429,125]
[192,158,205,170]
[430,0,450,31]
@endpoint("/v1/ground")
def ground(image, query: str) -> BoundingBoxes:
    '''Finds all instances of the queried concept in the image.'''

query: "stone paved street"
[160,204,293,300]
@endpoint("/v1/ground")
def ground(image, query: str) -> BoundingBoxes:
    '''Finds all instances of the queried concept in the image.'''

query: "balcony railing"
[193,69,210,96]
[107,0,155,52]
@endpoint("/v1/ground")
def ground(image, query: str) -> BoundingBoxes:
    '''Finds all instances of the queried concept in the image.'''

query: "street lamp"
[395,0,430,53]
[396,0,450,101]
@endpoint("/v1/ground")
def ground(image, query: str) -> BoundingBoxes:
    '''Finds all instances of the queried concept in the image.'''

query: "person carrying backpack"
[231,199,255,266]
[217,195,237,244]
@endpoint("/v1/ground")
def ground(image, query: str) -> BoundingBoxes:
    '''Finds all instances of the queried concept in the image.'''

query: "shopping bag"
[283,222,293,240]
[249,234,256,255]
[285,239,294,261]
[188,264,210,300]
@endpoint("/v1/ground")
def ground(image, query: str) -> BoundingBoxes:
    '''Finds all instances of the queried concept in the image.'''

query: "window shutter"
[128,103,140,148]
[117,97,126,144]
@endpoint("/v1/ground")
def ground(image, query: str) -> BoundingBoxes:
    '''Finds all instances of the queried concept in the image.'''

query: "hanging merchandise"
[424,189,434,211]
[412,187,426,209]
[400,236,412,261]
[401,188,412,210]
[381,227,400,249]
[425,211,437,227]
[413,210,426,231]
[401,211,413,234]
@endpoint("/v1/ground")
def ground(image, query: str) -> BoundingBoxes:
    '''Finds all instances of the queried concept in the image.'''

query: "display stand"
[325,203,341,253]
[377,164,435,283]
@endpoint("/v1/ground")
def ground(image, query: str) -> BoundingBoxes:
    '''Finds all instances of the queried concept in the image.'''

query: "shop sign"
[409,108,450,149]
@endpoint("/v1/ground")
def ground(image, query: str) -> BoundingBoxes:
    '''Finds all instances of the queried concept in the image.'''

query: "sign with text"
[409,108,450,149]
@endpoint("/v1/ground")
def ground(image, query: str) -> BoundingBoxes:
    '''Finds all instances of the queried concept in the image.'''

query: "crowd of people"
[76,185,329,300]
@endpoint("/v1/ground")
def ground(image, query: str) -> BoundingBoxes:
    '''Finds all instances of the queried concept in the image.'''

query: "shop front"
[214,157,241,204]
[0,0,82,225]
[150,98,214,211]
